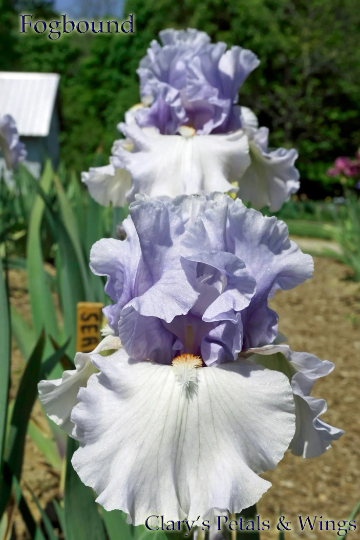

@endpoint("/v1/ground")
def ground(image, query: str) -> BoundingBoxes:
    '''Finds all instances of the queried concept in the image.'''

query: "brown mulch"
[7,257,360,539]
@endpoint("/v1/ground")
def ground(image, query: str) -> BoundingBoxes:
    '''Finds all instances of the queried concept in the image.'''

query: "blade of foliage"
[6,257,56,285]
[0,256,10,494]
[0,511,12,540]
[13,478,46,540]
[10,305,35,362]
[285,220,337,240]
[68,170,86,245]
[0,332,45,518]
[55,221,86,359]
[86,196,107,304]
[0,334,67,518]
[237,505,261,540]
[53,500,66,535]
[35,338,69,459]
[0,223,27,244]
[26,169,87,359]
[348,498,360,520]
[39,337,70,381]
[84,152,108,304]
[335,497,360,537]
[85,194,102,254]
[49,335,74,370]
[29,487,58,540]
[54,174,93,301]
[27,161,60,354]
[16,165,38,222]
[112,205,129,238]
[27,420,62,471]
[102,509,135,540]
[135,527,168,540]
[334,193,360,281]
[64,437,107,540]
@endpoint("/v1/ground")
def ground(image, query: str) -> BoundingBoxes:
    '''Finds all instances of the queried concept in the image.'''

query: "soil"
[6,255,360,540]
[259,257,360,539]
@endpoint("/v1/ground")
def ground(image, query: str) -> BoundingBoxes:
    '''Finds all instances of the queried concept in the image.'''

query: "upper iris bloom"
[135,28,259,135]
[0,115,27,169]
[83,29,299,211]
[39,194,342,524]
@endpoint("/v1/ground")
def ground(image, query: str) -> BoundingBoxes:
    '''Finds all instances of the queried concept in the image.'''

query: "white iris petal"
[81,158,132,207]
[38,335,121,435]
[237,108,300,212]
[244,343,344,458]
[113,124,250,201]
[240,106,259,133]
[238,130,299,212]
[71,348,295,523]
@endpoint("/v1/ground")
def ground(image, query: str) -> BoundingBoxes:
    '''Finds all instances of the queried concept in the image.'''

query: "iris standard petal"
[89,194,313,362]
[127,196,199,322]
[201,313,243,366]
[244,343,344,458]
[119,305,175,363]
[90,222,141,333]
[71,349,295,523]
[183,196,313,348]
[184,251,256,322]
[218,47,260,104]
[38,336,121,434]
[136,85,187,135]
[137,29,259,136]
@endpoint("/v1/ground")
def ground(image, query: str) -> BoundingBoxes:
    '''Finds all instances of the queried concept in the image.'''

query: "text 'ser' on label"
[76,302,104,353]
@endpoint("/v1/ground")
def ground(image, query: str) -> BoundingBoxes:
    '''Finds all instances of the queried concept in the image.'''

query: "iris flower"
[39,194,342,524]
[0,115,27,169]
[82,29,299,211]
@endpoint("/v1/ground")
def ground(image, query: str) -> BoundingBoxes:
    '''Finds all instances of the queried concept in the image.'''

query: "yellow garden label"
[76,302,104,353]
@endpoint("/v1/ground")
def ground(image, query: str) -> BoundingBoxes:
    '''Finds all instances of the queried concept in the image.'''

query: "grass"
[285,220,338,240]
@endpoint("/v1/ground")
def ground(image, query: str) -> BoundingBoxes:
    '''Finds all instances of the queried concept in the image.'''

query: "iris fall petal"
[238,127,300,212]
[113,123,250,201]
[38,335,121,434]
[71,348,295,522]
[244,343,344,458]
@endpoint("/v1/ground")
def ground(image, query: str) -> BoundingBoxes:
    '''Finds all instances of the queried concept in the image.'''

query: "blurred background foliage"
[0,0,359,198]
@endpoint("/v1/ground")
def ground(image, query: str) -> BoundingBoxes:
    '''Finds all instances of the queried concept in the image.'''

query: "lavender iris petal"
[0,114,27,169]
[136,28,259,135]
[90,193,312,365]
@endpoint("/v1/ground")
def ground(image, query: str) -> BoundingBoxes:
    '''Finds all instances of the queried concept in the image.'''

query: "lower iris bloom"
[39,194,342,524]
